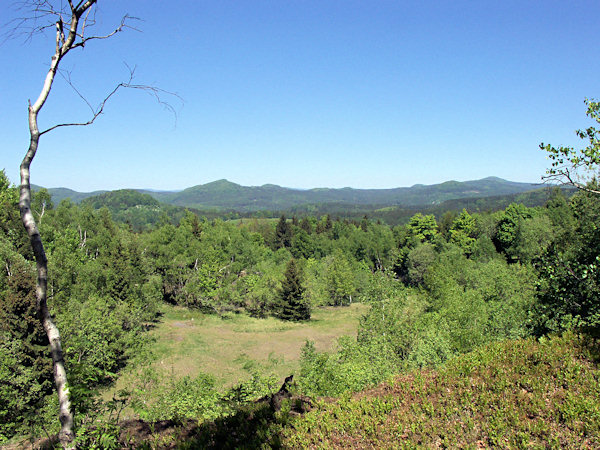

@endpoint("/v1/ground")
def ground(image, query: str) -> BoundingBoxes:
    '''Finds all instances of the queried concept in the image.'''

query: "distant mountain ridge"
[139,177,540,211]
[40,177,541,212]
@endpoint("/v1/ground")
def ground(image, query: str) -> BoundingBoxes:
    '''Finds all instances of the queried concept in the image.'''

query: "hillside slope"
[148,334,599,449]
[283,334,599,448]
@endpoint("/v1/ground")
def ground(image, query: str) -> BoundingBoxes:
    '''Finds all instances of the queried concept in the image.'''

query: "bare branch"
[72,14,140,49]
[57,68,95,114]
[40,65,183,135]
[541,169,600,195]
[4,0,105,45]
[75,1,96,15]
[39,79,126,135]
[79,5,93,39]
[4,1,66,43]
[125,82,183,120]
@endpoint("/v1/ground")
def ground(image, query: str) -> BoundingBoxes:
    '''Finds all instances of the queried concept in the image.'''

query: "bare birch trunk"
[18,2,97,448]
[17,3,168,445]
[20,51,76,450]
[20,158,74,447]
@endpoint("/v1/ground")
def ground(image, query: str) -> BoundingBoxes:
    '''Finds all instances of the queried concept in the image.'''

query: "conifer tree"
[300,217,313,234]
[276,259,310,321]
[275,214,292,248]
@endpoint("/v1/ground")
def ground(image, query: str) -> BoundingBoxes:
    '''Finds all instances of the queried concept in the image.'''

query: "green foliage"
[0,242,52,441]
[130,364,279,425]
[535,190,600,336]
[240,260,283,317]
[31,188,54,224]
[0,336,53,441]
[298,274,407,396]
[448,208,476,255]
[286,334,600,448]
[147,373,222,423]
[323,249,356,305]
[509,213,555,263]
[493,202,533,258]
[534,102,600,336]
[424,250,535,349]
[290,228,314,258]
[298,338,397,397]
[407,213,438,242]
[274,214,292,249]
[60,294,149,398]
[81,189,160,210]
[77,189,195,231]
[223,370,280,405]
[298,246,537,398]
[0,170,28,256]
[275,259,310,321]
[0,193,167,441]
[542,98,600,191]
[73,392,129,450]
[3,170,593,445]
[405,243,436,286]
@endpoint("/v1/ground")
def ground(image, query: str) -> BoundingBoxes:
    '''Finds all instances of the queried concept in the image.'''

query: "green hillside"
[40,177,542,214]
[284,186,574,225]
[143,176,540,211]
[36,186,107,204]
[282,334,600,449]
[78,189,191,230]
[80,189,160,210]
[40,182,568,229]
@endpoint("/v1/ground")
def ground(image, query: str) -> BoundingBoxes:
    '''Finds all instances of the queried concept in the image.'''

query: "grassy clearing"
[119,303,368,391]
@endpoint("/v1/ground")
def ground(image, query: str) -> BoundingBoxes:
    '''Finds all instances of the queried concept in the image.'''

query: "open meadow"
[116,303,369,392]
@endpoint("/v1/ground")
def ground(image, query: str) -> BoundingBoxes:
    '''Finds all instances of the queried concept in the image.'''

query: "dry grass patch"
[141,303,368,387]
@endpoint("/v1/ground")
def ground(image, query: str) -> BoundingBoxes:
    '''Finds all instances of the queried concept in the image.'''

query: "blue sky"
[1,0,599,191]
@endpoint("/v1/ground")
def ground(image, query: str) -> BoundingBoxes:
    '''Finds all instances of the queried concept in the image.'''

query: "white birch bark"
[17,3,172,445]
[19,2,97,448]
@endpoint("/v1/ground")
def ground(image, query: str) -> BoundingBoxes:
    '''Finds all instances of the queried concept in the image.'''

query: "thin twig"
[40,64,182,135]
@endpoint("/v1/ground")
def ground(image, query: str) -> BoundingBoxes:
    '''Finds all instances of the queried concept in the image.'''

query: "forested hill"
[80,189,160,210]
[42,176,540,211]
[34,186,107,203]
[144,177,539,210]
[35,182,565,230]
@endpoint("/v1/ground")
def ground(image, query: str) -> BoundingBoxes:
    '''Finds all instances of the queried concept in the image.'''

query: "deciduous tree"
[541,99,600,194]
[407,213,438,243]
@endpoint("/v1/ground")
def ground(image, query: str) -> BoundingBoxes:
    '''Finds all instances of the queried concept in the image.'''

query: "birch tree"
[14,1,172,447]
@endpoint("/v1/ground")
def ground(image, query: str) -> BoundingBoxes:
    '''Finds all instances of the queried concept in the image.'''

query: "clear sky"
[1,0,599,191]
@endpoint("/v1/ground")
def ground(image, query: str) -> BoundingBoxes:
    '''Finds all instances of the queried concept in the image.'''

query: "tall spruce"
[275,214,292,249]
[277,258,310,321]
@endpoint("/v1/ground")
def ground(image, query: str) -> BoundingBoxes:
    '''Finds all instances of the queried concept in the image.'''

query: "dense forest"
[34,182,572,232]
[2,157,599,446]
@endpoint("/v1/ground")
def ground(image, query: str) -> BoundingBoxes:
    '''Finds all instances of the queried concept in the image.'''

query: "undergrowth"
[283,333,600,448]
[39,333,598,448]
